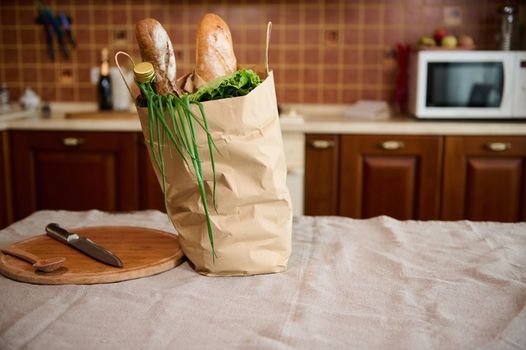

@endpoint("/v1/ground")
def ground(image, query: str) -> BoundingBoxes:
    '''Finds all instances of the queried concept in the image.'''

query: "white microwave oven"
[409,51,526,119]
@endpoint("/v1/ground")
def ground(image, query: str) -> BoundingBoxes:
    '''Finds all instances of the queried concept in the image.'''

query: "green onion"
[139,82,218,260]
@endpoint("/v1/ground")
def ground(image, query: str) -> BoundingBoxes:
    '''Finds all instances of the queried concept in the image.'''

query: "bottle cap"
[134,62,155,83]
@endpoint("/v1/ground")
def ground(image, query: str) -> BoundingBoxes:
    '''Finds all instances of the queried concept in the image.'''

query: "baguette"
[195,13,237,83]
[135,18,178,95]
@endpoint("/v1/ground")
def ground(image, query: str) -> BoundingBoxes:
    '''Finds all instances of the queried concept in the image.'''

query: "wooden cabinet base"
[0,131,13,228]
[442,136,526,222]
[10,131,139,220]
[339,135,442,220]
[138,134,165,211]
[304,134,339,215]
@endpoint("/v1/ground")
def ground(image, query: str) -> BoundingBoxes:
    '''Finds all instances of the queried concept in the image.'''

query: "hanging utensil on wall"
[35,5,55,61]
[35,3,75,61]
[58,11,76,49]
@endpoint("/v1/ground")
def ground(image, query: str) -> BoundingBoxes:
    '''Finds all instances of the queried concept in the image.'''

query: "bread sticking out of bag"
[135,18,179,95]
[195,13,237,83]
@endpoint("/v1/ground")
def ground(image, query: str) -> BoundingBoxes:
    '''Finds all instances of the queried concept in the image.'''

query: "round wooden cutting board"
[0,226,185,285]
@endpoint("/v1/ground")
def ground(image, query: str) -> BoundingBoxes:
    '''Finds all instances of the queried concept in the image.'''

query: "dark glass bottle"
[98,48,113,110]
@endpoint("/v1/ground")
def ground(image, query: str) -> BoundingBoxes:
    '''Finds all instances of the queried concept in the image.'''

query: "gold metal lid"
[134,62,155,83]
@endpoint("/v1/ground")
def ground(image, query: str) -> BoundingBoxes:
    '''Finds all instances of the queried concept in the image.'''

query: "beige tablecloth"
[0,210,525,350]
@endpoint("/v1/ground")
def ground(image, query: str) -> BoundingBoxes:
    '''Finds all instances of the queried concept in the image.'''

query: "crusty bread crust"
[195,13,237,82]
[135,18,177,95]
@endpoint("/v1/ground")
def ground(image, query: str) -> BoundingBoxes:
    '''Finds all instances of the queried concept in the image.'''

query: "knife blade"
[45,223,123,268]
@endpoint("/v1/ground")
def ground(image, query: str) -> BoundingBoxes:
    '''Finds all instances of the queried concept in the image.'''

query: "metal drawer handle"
[310,140,335,149]
[63,137,86,146]
[379,140,405,150]
[485,142,511,152]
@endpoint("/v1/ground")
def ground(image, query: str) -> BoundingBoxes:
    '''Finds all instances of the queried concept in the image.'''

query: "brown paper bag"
[136,25,292,275]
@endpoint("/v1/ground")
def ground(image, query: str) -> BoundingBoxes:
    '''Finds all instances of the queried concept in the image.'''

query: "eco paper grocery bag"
[136,25,292,276]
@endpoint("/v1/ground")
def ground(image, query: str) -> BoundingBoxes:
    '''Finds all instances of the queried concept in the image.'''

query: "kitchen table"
[1,210,525,349]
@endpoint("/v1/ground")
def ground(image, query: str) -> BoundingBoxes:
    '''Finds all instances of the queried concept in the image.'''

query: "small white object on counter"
[18,88,41,110]
[280,108,304,124]
[0,83,10,111]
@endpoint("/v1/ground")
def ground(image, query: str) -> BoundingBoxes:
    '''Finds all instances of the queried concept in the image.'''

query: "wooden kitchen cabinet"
[339,135,443,220]
[0,131,13,228]
[442,136,526,222]
[304,134,340,215]
[305,133,442,219]
[304,132,525,222]
[10,131,139,221]
[138,134,165,211]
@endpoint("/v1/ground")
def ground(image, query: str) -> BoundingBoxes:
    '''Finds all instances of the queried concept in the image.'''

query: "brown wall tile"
[304,68,320,85]
[2,29,19,45]
[1,8,17,25]
[0,0,512,104]
[4,67,20,82]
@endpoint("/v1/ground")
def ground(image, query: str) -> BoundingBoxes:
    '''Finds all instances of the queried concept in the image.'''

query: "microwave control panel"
[514,53,526,117]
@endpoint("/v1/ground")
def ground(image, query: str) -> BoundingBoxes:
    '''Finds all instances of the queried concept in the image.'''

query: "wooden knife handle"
[46,223,75,243]
[1,246,39,265]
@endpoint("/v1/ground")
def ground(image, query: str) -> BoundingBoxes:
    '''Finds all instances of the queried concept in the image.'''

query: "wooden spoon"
[1,246,65,272]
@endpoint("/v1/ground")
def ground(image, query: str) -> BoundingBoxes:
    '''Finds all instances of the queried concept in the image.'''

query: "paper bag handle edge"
[265,22,272,75]
[114,51,136,100]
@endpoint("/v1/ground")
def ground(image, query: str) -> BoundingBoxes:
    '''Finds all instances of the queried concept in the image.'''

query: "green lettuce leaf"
[190,69,262,102]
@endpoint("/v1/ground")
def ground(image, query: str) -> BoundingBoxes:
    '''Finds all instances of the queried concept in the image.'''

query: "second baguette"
[195,13,237,83]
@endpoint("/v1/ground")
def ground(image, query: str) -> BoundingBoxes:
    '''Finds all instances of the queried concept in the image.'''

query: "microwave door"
[426,62,504,108]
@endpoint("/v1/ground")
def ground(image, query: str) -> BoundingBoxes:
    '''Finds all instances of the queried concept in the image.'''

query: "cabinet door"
[339,135,442,220]
[442,136,526,222]
[304,134,339,215]
[0,131,13,228]
[138,135,165,211]
[11,131,139,220]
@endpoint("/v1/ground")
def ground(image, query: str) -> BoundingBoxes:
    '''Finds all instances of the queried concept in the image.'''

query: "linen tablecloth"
[0,210,525,350]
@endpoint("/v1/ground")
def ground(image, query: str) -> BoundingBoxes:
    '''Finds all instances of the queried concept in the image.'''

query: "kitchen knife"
[45,223,123,268]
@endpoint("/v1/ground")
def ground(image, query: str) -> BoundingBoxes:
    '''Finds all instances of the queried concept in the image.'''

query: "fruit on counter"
[416,29,475,50]
[441,35,458,48]
[418,36,437,47]
[433,28,448,44]
[458,34,475,48]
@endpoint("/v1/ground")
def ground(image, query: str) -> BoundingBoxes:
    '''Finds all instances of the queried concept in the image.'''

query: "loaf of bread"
[195,13,237,83]
[135,18,178,95]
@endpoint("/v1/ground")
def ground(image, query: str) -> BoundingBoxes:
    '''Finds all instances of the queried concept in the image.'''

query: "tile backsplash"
[0,0,518,104]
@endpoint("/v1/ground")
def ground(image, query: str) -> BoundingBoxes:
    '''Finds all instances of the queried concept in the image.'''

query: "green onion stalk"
[138,82,218,260]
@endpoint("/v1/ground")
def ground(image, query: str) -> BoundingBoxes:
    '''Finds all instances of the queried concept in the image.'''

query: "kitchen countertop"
[0,103,141,132]
[1,102,525,135]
